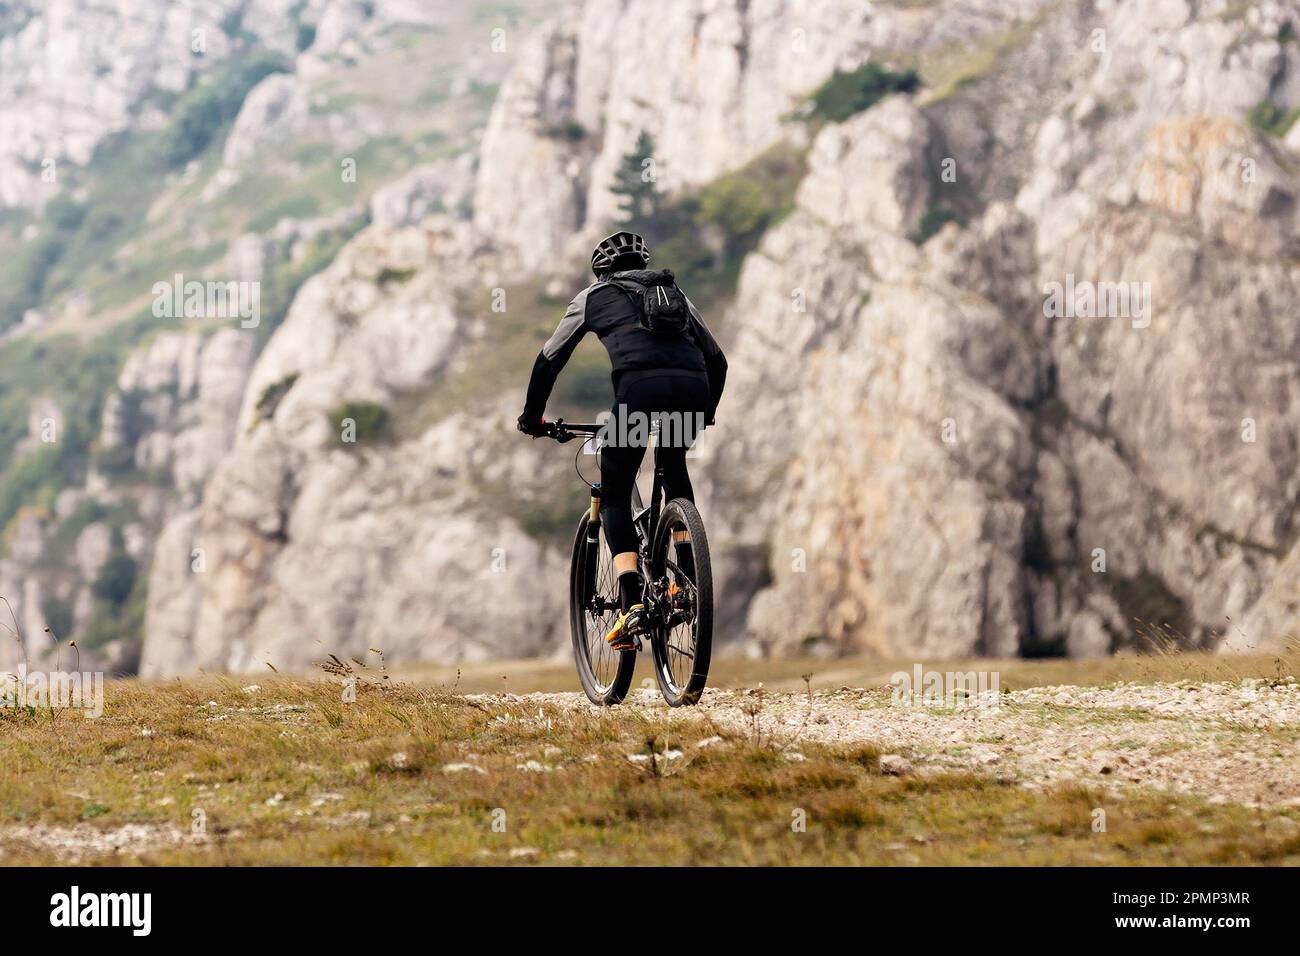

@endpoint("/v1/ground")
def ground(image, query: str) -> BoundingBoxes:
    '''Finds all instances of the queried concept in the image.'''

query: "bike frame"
[548,417,668,614]
[548,415,710,704]
[634,429,666,560]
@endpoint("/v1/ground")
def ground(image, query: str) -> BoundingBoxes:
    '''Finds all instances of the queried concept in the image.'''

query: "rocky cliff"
[141,221,573,675]
[1,0,293,208]
[0,327,256,671]
[138,0,1300,674]
[0,0,551,671]
[705,0,1300,658]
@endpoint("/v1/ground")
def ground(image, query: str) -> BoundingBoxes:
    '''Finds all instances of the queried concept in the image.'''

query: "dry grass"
[0,675,1297,866]
[394,648,1300,695]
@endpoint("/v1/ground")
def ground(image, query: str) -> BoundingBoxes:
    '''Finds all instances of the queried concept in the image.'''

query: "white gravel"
[0,823,201,861]
[516,678,1300,808]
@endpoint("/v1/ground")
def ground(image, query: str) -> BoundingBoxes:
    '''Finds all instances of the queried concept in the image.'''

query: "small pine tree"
[609,130,661,225]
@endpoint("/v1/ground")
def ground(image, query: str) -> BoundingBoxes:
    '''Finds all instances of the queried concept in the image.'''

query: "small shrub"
[636,141,806,313]
[256,373,299,422]
[808,62,920,123]
[910,203,963,245]
[328,401,390,445]
[376,266,416,285]
[45,195,86,231]
[92,551,138,607]
[1248,98,1300,137]
[696,175,775,240]
[544,120,587,142]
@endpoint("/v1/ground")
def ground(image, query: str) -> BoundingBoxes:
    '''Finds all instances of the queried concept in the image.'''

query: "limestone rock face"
[140,0,1300,672]
[107,329,258,499]
[140,222,571,676]
[699,0,1300,656]
[0,0,450,207]
[472,0,1045,269]
[0,0,540,673]
[472,18,590,272]
[221,74,309,168]
[698,103,1046,658]
[369,156,477,228]
[0,322,257,673]
[0,0,303,208]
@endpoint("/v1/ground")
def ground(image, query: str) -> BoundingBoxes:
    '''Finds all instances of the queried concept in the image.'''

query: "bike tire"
[649,498,713,706]
[570,512,636,705]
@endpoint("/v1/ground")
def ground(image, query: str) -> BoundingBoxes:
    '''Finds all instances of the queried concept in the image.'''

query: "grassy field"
[1,649,1297,866]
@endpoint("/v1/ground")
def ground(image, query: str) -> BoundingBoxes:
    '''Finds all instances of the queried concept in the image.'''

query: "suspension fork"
[582,483,600,604]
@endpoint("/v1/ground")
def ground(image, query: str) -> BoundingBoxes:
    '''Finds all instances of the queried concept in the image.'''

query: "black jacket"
[522,269,728,421]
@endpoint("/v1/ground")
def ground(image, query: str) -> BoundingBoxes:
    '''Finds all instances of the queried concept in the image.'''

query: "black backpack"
[607,269,690,335]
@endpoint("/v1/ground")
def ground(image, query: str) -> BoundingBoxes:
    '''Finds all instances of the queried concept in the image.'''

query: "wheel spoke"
[654,517,703,695]
[580,522,623,692]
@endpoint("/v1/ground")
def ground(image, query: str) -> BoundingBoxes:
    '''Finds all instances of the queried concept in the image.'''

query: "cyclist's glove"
[516,413,547,437]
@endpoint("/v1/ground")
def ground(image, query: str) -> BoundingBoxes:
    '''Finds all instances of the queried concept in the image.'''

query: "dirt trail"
[519,679,1300,808]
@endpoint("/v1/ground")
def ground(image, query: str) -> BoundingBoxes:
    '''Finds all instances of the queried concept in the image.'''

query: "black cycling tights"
[600,371,711,557]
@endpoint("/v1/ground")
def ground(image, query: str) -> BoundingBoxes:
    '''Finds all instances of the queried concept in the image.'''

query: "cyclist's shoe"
[606,604,644,651]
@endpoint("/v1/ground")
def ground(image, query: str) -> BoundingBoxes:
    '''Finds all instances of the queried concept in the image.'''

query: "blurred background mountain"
[0,0,1297,676]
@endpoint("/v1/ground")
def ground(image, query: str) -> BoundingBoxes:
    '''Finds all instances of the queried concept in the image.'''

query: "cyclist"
[517,231,727,650]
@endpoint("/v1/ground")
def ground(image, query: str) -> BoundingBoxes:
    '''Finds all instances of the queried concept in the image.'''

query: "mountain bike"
[541,418,713,707]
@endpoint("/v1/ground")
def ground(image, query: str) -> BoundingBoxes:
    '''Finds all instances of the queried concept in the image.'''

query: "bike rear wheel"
[649,498,713,706]
[570,512,636,705]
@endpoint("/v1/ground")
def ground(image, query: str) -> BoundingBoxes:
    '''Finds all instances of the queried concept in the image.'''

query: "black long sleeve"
[522,351,565,422]
[521,288,592,422]
[685,297,727,418]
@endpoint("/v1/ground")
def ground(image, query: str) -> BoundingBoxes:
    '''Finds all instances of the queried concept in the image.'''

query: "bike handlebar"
[543,419,603,441]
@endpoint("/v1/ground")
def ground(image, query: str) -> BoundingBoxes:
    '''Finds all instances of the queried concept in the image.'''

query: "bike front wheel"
[649,498,713,706]
[570,512,636,705]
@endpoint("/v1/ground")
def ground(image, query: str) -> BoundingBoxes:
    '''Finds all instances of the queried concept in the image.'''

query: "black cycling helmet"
[591,231,650,276]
